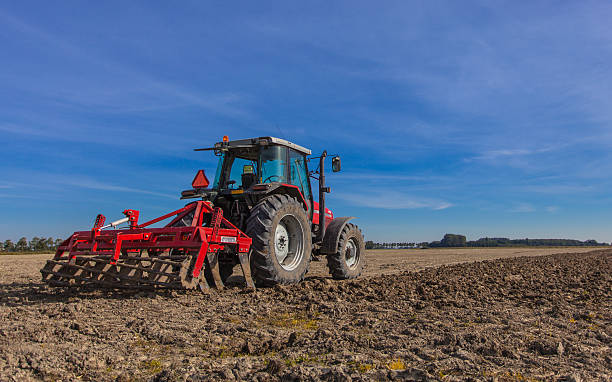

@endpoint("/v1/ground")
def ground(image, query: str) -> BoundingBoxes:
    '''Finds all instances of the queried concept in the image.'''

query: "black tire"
[245,194,312,286]
[326,223,365,279]
[203,262,234,286]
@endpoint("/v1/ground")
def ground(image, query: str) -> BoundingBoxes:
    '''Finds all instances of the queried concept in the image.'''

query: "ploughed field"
[0,248,610,381]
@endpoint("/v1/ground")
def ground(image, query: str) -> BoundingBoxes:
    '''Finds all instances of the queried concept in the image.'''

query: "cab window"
[227,156,258,189]
[289,150,311,201]
[260,146,288,183]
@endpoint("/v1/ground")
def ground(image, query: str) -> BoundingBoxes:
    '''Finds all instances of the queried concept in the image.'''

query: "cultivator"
[40,201,254,291]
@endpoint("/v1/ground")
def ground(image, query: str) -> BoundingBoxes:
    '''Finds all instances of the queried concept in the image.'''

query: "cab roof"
[195,136,312,156]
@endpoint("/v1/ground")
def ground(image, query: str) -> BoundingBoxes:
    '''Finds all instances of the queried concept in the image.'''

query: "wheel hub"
[275,223,289,260]
[345,238,359,269]
[274,214,305,271]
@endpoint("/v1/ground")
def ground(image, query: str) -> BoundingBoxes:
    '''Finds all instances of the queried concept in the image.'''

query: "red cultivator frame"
[41,201,254,291]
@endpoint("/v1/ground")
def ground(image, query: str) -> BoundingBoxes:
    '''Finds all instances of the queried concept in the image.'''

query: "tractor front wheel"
[246,194,312,286]
[326,223,365,279]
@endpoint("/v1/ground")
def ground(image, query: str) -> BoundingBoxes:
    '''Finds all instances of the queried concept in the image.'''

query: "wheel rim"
[274,214,304,271]
[345,237,359,269]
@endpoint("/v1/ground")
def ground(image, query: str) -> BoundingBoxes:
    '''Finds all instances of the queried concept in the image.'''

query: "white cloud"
[510,203,535,213]
[59,178,177,199]
[339,191,452,210]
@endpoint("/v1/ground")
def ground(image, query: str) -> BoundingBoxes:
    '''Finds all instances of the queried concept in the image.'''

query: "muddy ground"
[0,248,610,381]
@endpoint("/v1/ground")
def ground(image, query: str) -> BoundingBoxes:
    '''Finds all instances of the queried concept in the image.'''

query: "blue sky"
[1,1,612,243]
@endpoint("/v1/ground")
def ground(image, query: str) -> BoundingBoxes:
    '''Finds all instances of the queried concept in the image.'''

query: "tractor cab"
[212,137,312,201]
[184,137,314,216]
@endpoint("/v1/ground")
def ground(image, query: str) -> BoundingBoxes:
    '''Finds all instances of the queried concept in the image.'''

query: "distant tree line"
[365,241,424,249]
[366,233,609,249]
[1,237,64,253]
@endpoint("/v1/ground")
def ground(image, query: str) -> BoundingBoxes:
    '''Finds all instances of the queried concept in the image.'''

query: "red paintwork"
[312,201,333,226]
[123,209,140,229]
[275,184,334,225]
[278,183,309,211]
[54,201,251,279]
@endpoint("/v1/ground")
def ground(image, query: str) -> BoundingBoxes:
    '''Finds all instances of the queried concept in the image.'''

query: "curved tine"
[206,252,224,289]
[198,276,211,293]
[238,252,256,290]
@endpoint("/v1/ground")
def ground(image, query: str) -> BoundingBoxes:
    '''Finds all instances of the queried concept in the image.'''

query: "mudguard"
[319,216,355,254]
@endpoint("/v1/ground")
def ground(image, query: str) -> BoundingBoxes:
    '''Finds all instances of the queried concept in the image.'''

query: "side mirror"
[332,156,341,172]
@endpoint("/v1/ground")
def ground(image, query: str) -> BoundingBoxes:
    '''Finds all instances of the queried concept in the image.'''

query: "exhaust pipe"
[317,150,330,242]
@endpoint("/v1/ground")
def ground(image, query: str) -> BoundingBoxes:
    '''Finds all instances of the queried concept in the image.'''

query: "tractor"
[41,136,365,290]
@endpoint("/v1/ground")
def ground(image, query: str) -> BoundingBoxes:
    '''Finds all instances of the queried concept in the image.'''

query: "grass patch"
[129,337,173,357]
[142,359,163,374]
[386,359,406,371]
[348,361,376,373]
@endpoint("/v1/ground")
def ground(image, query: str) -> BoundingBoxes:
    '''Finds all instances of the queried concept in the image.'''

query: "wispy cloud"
[339,191,452,210]
[0,9,250,117]
[336,172,450,182]
[0,193,36,199]
[7,174,178,200]
[58,178,177,199]
[467,144,568,163]
[510,203,536,213]
[521,184,594,194]
[508,203,560,213]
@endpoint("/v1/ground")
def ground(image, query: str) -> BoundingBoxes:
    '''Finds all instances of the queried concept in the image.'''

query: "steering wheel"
[263,175,282,183]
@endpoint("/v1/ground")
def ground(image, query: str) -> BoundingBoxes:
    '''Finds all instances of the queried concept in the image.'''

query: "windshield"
[260,146,288,183]
[214,145,290,190]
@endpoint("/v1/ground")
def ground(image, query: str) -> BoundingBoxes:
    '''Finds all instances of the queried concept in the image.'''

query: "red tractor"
[41,136,365,290]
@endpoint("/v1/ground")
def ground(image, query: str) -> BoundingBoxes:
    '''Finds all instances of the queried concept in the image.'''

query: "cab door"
[289,149,312,207]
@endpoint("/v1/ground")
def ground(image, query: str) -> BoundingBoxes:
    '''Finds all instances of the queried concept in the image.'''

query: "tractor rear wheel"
[327,223,365,279]
[246,194,312,286]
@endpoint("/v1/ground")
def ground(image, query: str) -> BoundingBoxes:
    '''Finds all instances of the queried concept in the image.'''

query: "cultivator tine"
[198,276,211,293]
[206,252,224,289]
[238,252,256,290]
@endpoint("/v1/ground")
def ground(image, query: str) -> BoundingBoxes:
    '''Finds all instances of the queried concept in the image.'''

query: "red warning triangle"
[192,170,210,189]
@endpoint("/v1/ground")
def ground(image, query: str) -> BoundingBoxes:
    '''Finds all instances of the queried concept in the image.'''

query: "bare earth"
[0,248,610,381]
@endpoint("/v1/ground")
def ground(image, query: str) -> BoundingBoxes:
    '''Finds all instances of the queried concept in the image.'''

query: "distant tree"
[1,240,13,252]
[54,238,64,249]
[16,237,28,251]
[440,234,467,247]
[45,237,54,250]
[365,240,375,249]
[29,236,44,251]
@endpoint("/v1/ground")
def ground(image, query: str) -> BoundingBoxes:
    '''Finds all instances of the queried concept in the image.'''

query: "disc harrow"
[41,201,254,291]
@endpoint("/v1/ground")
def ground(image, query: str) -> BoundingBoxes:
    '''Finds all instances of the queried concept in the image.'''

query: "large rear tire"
[246,194,312,286]
[326,223,365,279]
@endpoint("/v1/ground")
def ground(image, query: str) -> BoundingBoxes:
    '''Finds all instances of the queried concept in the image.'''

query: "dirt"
[0,248,610,381]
